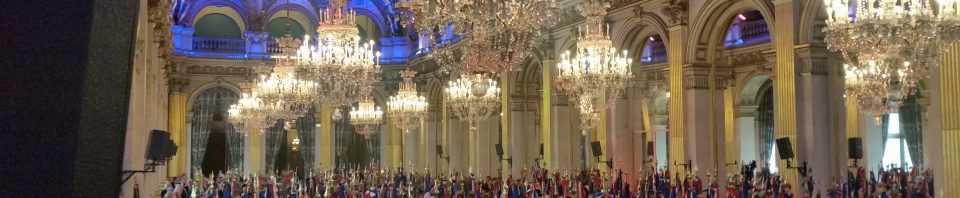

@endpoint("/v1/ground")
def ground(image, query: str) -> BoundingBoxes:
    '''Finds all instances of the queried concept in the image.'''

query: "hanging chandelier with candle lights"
[395,0,558,36]
[350,89,384,139]
[396,0,559,74]
[823,0,960,118]
[387,69,429,134]
[556,0,633,132]
[295,0,382,107]
[445,73,501,125]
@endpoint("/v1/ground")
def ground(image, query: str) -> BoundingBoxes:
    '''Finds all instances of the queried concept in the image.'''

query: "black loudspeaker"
[590,141,602,157]
[539,143,544,156]
[495,143,504,156]
[436,145,443,155]
[146,130,176,161]
[848,137,863,159]
[775,138,795,160]
[646,141,655,156]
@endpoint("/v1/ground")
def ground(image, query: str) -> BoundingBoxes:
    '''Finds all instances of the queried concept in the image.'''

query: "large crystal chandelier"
[296,0,382,107]
[350,89,384,139]
[445,73,501,125]
[397,0,558,34]
[387,69,429,134]
[459,29,537,74]
[228,92,283,134]
[396,0,559,73]
[252,33,316,121]
[824,0,960,118]
[556,0,633,132]
[844,62,905,122]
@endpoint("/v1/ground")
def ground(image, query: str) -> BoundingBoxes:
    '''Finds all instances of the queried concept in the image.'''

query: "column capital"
[681,63,732,89]
[661,0,689,26]
[795,44,829,76]
[168,76,190,93]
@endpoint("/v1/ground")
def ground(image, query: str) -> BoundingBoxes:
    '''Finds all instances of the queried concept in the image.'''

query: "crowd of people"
[148,162,935,198]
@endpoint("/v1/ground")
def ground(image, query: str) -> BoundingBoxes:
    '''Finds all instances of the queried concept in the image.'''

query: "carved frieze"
[683,64,732,89]
[795,45,829,76]
[186,65,251,76]
[726,52,766,66]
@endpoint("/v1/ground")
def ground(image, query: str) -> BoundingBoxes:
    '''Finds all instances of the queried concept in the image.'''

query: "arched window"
[266,17,306,38]
[882,113,913,168]
[193,13,243,39]
[640,35,667,65]
[724,10,770,48]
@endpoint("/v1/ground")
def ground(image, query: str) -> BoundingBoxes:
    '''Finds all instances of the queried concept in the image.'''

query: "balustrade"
[192,37,246,53]
[724,20,771,48]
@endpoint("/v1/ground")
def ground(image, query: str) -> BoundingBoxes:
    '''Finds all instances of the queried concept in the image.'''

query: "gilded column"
[420,115,427,171]
[940,43,960,196]
[469,121,476,172]
[666,25,687,169]
[542,58,554,169]
[442,89,449,172]
[319,106,333,170]
[640,95,654,172]
[773,0,800,192]
[389,118,402,168]
[724,86,736,170]
[167,77,188,177]
[596,92,608,173]
[500,75,510,177]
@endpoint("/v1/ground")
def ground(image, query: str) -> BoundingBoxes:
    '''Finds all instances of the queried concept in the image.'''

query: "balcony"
[171,25,413,64]
[724,20,771,48]
[192,37,245,53]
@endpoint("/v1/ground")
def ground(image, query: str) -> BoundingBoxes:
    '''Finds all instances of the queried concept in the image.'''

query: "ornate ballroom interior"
[4,0,960,197]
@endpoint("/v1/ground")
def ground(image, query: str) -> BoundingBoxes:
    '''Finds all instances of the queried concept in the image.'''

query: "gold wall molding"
[185,65,250,76]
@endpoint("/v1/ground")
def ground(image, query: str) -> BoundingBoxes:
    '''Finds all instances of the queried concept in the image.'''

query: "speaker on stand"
[848,137,863,167]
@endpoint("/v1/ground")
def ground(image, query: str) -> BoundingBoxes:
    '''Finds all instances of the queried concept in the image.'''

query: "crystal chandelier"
[387,69,429,134]
[350,89,384,139]
[445,73,501,125]
[824,0,960,118]
[843,62,905,123]
[246,32,317,122]
[396,0,559,73]
[296,0,382,107]
[397,0,558,35]
[557,0,633,133]
[556,0,633,131]
[253,71,316,119]
[228,92,280,134]
[460,29,537,74]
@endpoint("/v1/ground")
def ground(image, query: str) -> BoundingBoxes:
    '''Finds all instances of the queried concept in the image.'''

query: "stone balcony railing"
[724,20,771,48]
[170,25,414,64]
[192,37,246,53]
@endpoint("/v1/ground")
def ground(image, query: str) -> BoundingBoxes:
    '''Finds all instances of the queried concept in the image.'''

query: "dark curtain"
[224,122,245,171]
[296,109,317,173]
[899,96,923,164]
[191,87,237,171]
[881,115,889,154]
[756,81,775,164]
[334,106,379,169]
[264,121,284,174]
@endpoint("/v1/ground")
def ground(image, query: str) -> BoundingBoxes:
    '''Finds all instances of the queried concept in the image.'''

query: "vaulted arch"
[687,0,774,63]
[267,5,318,36]
[189,2,248,32]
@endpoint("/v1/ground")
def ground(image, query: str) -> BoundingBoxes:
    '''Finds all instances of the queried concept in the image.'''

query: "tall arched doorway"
[738,76,775,171]
[189,87,241,176]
